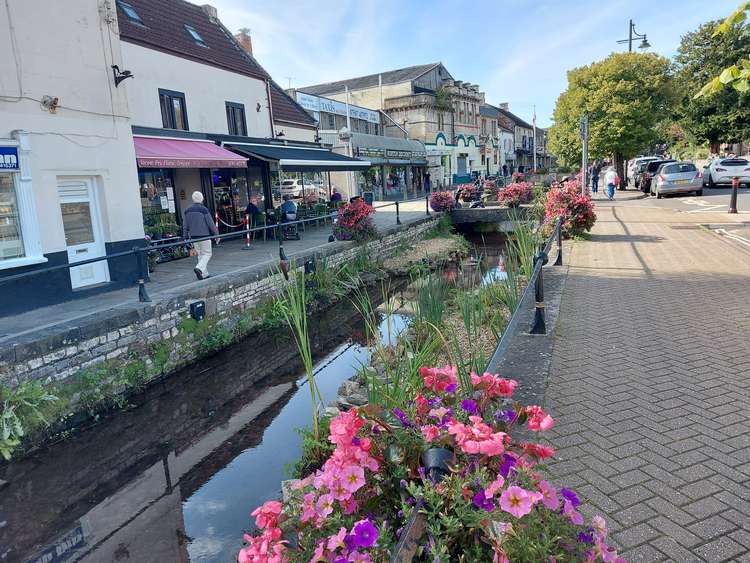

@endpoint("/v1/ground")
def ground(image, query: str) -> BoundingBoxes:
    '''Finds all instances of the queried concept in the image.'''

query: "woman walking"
[604,167,619,201]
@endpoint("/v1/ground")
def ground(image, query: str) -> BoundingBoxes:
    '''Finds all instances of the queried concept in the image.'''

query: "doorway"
[58,178,109,289]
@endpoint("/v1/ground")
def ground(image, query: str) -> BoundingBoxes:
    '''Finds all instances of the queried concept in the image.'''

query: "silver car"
[651,162,703,198]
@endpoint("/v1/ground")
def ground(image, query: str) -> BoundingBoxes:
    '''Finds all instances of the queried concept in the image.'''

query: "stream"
[0,239,507,563]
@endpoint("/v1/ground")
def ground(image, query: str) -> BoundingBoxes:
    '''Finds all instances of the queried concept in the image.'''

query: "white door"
[58,178,109,289]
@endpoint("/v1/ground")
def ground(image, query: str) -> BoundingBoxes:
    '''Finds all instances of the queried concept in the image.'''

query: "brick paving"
[545,204,750,562]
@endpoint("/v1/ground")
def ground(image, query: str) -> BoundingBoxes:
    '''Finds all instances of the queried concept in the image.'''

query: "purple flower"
[495,409,517,423]
[472,490,495,512]
[352,519,379,548]
[344,534,358,550]
[561,488,581,508]
[351,436,361,446]
[444,383,458,394]
[460,399,478,415]
[392,407,414,428]
[577,531,594,544]
[499,453,517,478]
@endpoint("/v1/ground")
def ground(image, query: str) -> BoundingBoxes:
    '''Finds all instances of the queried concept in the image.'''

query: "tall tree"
[676,20,750,151]
[696,1,750,96]
[548,52,673,177]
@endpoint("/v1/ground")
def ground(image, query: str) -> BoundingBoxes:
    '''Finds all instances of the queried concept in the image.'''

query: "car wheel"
[695,189,703,196]
[656,188,663,199]
[708,174,715,189]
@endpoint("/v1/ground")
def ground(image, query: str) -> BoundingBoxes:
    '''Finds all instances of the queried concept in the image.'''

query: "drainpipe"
[265,78,276,138]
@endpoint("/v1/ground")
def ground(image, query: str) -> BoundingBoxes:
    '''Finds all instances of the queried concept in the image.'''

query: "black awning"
[226,143,371,172]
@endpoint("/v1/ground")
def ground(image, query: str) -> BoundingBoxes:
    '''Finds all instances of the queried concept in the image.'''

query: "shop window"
[0,174,24,260]
[139,169,180,239]
[226,101,247,136]
[212,169,252,233]
[159,89,189,130]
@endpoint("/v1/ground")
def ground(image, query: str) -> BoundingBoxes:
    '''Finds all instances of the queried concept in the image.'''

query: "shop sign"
[0,146,19,170]
[386,150,412,159]
[356,147,385,158]
[296,92,380,124]
[25,524,86,563]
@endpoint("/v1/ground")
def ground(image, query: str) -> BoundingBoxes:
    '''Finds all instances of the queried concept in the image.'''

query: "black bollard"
[729,177,739,214]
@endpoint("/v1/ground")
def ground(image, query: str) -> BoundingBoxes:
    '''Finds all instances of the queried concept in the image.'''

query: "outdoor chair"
[251,213,268,241]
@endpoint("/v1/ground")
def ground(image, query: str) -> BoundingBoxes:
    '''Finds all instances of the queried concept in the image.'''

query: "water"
[0,242,507,563]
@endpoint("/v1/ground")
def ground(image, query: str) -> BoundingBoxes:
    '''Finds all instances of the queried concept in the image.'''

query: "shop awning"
[134,136,248,168]
[227,143,371,172]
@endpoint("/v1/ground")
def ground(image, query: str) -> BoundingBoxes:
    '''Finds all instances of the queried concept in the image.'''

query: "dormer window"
[117,1,144,25]
[184,25,208,47]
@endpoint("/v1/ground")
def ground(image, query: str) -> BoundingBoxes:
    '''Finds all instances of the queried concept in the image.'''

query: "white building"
[0,0,144,313]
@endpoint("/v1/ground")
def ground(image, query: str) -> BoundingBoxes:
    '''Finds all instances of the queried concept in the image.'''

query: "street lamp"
[617,19,650,52]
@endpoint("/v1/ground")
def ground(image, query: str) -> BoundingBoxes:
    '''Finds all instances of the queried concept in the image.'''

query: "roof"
[298,63,442,96]
[117,0,315,128]
[348,132,425,153]
[226,143,371,171]
[479,104,500,119]
[497,107,534,130]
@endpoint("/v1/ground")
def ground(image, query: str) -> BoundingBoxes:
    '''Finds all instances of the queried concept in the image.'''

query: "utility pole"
[580,115,589,195]
[532,105,537,172]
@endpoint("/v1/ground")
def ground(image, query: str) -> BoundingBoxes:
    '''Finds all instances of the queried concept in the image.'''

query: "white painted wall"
[0,0,143,262]
[122,42,273,137]
[275,124,316,142]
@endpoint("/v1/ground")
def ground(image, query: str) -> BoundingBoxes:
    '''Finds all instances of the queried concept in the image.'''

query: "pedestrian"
[330,188,342,203]
[183,191,219,280]
[604,166,619,200]
[591,161,601,193]
[423,172,431,192]
[502,164,508,177]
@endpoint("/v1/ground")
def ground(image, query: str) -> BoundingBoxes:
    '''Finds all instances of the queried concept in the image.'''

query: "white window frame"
[0,131,47,270]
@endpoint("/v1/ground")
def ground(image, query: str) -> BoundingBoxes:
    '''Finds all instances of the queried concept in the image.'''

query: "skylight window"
[184,25,208,47]
[117,1,143,25]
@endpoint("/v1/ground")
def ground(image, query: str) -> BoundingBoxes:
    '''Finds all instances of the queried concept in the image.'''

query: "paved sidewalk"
[545,204,750,562]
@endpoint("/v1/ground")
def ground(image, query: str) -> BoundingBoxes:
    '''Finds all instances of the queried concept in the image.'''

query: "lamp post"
[616,19,650,52]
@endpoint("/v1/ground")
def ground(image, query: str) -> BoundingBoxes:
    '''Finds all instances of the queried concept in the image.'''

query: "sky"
[209,0,738,128]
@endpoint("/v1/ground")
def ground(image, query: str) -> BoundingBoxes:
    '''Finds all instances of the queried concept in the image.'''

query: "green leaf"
[719,66,740,84]
[734,78,750,92]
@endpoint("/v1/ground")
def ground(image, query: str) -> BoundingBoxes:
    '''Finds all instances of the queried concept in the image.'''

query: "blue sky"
[210,0,738,127]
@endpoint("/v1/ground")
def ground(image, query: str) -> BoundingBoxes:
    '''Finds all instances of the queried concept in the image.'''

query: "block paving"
[545,204,750,562]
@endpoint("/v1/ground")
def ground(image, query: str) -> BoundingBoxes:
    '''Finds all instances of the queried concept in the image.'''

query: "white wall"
[275,123,316,142]
[122,43,273,137]
[0,0,143,260]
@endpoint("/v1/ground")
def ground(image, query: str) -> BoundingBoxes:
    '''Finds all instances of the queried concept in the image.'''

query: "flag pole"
[532,105,537,172]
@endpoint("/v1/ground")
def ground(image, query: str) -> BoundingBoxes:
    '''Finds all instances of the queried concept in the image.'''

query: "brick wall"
[0,217,437,388]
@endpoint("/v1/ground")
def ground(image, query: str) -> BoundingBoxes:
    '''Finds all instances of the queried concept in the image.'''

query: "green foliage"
[288,417,335,478]
[412,273,449,327]
[675,19,750,144]
[425,215,455,239]
[0,381,58,460]
[548,52,674,166]
[507,216,541,282]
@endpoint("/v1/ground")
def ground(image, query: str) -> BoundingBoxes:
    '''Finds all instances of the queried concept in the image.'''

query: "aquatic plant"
[0,381,57,460]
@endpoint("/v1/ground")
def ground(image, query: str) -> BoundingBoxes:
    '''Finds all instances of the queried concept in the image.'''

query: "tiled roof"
[117,0,315,128]
[479,104,500,118]
[298,63,441,96]
[497,107,534,130]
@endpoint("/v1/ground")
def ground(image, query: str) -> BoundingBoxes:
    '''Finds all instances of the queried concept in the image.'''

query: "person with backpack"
[604,167,620,201]
[183,191,219,280]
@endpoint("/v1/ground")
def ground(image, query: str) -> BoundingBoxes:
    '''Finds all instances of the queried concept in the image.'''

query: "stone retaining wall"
[1,217,438,387]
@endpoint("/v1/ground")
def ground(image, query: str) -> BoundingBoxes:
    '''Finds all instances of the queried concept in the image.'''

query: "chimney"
[499,102,509,110]
[235,28,253,56]
[201,4,218,21]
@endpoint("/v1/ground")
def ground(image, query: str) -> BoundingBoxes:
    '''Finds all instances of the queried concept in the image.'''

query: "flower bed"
[497,182,533,208]
[429,191,455,212]
[544,179,596,238]
[333,199,377,242]
[238,367,623,562]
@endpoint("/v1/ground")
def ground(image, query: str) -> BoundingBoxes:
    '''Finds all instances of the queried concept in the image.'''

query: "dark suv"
[641,159,677,194]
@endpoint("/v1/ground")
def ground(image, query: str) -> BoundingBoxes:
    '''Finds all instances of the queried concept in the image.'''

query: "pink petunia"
[326,527,348,552]
[421,424,440,442]
[563,499,584,525]
[499,485,534,517]
[592,515,608,538]
[315,494,335,519]
[251,500,283,530]
[485,475,506,498]
[525,405,554,431]
[340,465,366,493]
[537,480,560,510]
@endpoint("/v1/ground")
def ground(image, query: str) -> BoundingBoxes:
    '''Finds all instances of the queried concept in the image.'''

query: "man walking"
[183,191,219,280]
[591,160,601,193]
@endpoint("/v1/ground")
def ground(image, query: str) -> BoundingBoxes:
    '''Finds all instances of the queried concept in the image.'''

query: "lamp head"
[639,36,651,49]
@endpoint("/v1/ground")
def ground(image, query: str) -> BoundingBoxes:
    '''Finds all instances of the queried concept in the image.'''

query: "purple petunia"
[577,531,594,544]
[444,383,458,394]
[393,407,414,428]
[499,453,517,478]
[561,488,581,508]
[495,409,517,423]
[460,399,478,415]
[352,519,379,548]
[472,490,495,512]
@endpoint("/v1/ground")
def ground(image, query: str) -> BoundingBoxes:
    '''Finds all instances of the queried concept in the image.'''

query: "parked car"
[628,156,659,186]
[640,159,677,194]
[280,179,316,198]
[704,157,750,188]
[651,161,702,198]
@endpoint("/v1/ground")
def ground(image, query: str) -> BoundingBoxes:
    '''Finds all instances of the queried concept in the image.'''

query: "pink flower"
[521,442,555,459]
[300,492,317,523]
[499,485,534,517]
[537,480,559,510]
[421,424,440,442]
[341,496,358,514]
[419,365,458,393]
[326,527,348,552]
[563,499,584,525]
[251,500,283,530]
[592,515,608,538]
[471,373,518,398]
[525,405,554,431]
[315,494,334,518]
[348,551,372,563]
[329,477,351,501]
[340,465,366,493]
[485,475,506,498]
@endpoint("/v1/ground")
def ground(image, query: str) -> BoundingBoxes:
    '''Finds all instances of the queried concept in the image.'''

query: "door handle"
[75,248,88,254]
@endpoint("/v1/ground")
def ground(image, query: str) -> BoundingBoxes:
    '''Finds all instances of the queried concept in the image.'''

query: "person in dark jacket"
[183,191,219,280]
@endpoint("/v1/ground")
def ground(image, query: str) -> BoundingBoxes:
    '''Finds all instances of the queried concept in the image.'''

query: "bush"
[544,179,597,238]
[429,191,455,212]
[333,199,377,242]
[237,369,623,563]
[497,182,533,207]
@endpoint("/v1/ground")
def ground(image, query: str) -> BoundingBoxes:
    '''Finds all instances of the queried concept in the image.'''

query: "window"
[159,89,188,130]
[226,101,247,136]
[326,113,336,130]
[482,119,487,135]
[0,174,24,260]
[492,121,497,136]
[662,163,697,174]
[184,24,208,47]
[117,1,144,25]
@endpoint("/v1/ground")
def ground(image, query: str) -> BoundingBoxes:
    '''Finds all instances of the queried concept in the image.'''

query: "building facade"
[0,0,145,313]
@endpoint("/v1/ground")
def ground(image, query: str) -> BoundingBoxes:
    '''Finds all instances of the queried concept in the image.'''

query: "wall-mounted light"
[275,131,285,138]
[112,65,134,87]
[256,102,262,112]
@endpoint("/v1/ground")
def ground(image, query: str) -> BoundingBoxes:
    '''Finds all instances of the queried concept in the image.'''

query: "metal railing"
[0,194,434,306]
[484,215,563,372]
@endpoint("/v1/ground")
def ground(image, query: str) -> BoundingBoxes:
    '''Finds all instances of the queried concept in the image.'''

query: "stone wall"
[0,217,438,388]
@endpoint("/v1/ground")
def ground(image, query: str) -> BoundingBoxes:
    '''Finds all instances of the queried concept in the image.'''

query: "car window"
[281,180,296,186]
[662,163,697,174]
[719,158,749,166]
